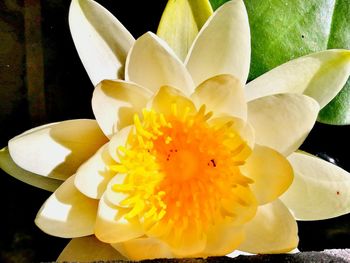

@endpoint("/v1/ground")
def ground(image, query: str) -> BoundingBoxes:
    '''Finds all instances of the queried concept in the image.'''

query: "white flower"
[1,0,350,261]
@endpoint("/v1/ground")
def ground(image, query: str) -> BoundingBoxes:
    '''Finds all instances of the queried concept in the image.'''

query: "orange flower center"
[111,104,257,243]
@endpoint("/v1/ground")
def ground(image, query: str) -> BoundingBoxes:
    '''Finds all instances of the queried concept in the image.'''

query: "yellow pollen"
[110,104,256,241]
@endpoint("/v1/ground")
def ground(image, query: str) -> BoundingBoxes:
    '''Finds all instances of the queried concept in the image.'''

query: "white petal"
[0,147,62,192]
[108,126,133,162]
[241,145,293,205]
[238,199,298,254]
[35,175,98,238]
[191,74,247,120]
[245,50,350,108]
[69,0,134,85]
[281,152,350,220]
[185,0,250,86]
[208,116,255,149]
[112,237,173,260]
[157,0,213,61]
[125,32,195,95]
[8,120,108,180]
[57,236,126,261]
[151,85,196,117]
[247,94,319,156]
[95,193,144,243]
[199,225,244,257]
[92,80,152,138]
[75,143,116,199]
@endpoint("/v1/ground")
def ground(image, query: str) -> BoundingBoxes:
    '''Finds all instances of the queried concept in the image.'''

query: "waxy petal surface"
[186,0,250,86]
[126,32,195,95]
[75,143,116,199]
[245,50,350,108]
[112,237,173,260]
[247,94,319,156]
[0,147,62,192]
[157,0,213,61]
[281,152,350,220]
[57,236,126,261]
[35,175,98,238]
[151,85,196,116]
[95,192,144,243]
[108,126,132,163]
[92,80,152,137]
[8,120,107,180]
[192,74,247,120]
[241,145,293,205]
[69,0,134,85]
[238,200,298,253]
[199,225,244,257]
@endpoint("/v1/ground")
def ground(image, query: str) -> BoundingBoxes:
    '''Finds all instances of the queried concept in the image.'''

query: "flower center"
[111,104,256,243]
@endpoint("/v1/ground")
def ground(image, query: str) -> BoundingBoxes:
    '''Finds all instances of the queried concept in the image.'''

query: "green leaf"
[209,0,350,125]
[157,0,213,61]
[318,82,350,125]
[210,0,230,10]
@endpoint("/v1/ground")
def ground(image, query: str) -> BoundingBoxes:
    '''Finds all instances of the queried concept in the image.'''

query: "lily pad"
[210,0,350,125]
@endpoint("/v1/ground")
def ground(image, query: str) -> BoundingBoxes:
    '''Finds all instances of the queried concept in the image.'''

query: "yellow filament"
[110,104,256,241]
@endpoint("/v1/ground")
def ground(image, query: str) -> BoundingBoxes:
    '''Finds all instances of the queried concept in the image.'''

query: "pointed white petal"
[157,0,213,61]
[238,200,298,253]
[69,0,134,85]
[281,152,350,220]
[92,80,152,138]
[0,147,62,192]
[35,175,98,237]
[75,143,116,199]
[8,120,108,180]
[245,50,350,108]
[125,32,195,95]
[186,0,250,86]
[191,74,247,120]
[247,94,319,156]
[57,236,126,261]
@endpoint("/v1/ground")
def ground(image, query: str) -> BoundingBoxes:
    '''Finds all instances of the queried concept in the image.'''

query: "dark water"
[0,1,349,262]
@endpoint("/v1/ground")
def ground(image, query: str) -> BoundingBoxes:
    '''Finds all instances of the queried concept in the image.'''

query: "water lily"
[1,0,350,261]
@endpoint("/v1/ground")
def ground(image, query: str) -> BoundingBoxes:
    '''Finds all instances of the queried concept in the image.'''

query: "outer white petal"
[281,152,350,220]
[75,143,116,199]
[191,74,247,120]
[238,199,298,254]
[8,120,108,180]
[185,0,250,87]
[125,32,195,95]
[92,80,152,138]
[247,94,319,156]
[57,236,126,261]
[69,0,134,85]
[245,50,350,108]
[35,175,98,238]
[0,147,62,192]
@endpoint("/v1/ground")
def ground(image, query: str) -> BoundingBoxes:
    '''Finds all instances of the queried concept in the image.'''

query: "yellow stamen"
[110,104,256,243]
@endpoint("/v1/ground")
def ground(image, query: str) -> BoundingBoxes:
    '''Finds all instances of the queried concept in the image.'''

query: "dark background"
[0,0,349,262]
